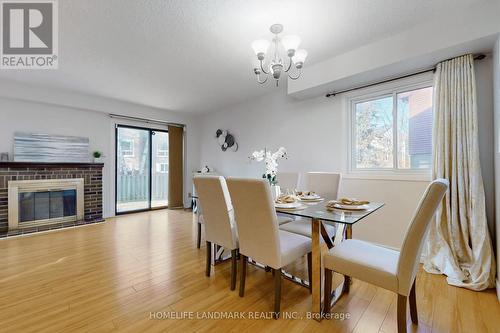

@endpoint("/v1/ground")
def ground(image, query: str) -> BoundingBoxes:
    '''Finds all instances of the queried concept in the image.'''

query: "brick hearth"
[0,162,104,235]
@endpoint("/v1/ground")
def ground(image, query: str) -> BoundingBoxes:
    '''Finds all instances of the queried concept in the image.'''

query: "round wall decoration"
[216,129,238,152]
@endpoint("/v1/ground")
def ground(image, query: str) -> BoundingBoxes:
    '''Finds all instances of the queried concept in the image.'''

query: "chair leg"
[397,294,407,333]
[205,241,211,277]
[196,222,202,249]
[239,255,247,297]
[230,249,238,291]
[323,268,332,315]
[343,275,351,293]
[307,252,312,293]
[409,280,418,325]
[273,268,282,319]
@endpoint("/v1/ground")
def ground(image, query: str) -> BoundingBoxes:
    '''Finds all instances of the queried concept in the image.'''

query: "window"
[156,163,168,173]
[157,140,168,157]
[350,83,433,173]
[120,139,134,157]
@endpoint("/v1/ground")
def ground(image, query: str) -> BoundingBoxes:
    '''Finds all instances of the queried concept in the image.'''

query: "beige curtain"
[168,125,184,208]
[423,54,496,290]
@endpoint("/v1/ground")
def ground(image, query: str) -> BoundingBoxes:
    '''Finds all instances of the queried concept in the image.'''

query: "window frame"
[347,75,434,180]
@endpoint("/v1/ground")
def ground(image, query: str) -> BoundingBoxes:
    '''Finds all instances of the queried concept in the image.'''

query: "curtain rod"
[325,53,486,98]
[109,113,185,128]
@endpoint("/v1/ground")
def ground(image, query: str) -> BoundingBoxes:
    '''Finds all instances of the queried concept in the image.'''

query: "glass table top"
[276,199,384,225]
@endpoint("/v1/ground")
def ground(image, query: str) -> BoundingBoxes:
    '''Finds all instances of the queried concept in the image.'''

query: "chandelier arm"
[259,59,269,75]
[256,73,268,84]
[284,56,293,73]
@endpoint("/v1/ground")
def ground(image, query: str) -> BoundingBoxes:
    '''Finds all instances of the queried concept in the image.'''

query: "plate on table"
[296,191,322,202]
[298,195,322,202]
[331,203,369,211]
[275,201,301,209]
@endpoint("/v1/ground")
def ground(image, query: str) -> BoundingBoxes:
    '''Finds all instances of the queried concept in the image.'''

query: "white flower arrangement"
[249,147,288,185]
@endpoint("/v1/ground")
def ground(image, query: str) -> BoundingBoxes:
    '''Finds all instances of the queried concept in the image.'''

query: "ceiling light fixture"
[252,24,307,87]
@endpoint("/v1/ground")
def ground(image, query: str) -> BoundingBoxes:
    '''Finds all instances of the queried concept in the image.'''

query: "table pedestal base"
[311,219,352,321]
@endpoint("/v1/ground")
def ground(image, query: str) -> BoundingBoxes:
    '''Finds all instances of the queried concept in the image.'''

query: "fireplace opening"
[8,178,84,230]
[19,190,77,224]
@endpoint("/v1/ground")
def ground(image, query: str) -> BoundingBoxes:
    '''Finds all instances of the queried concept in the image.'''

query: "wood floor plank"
[430,272,460,333]
[352,287,393,333]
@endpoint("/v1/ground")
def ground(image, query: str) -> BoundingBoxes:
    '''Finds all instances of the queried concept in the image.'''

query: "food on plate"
[275,194,296,204]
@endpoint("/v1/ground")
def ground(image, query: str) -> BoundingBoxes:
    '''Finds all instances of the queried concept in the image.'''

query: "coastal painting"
[14,133,91,163]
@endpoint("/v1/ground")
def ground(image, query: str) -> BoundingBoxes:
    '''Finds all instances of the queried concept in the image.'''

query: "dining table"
[276,199,384,320]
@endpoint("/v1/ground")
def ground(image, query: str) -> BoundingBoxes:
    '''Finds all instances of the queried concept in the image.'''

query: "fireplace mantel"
[0,162,104,168]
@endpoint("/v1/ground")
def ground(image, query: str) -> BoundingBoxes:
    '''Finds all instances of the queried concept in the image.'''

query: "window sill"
[344,172,431,182]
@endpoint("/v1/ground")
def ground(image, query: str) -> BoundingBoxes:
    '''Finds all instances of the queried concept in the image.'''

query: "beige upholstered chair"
[193,176,239,290]
[226,178,312,318]
[280,172,341,243]
[306,172,341,199]
[276,172,300,192]
[323,179,448,333]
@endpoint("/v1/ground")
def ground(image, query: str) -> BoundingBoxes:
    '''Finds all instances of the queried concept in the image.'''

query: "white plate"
[298,196,322,201]
[275,202,301,209]
[332,203,369,211]
[276,204,307,211]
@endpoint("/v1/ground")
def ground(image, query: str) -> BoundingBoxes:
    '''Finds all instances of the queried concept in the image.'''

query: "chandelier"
[251,24,308,87]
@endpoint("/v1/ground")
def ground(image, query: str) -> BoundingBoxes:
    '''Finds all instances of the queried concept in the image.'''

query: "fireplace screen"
[19,190,77,223]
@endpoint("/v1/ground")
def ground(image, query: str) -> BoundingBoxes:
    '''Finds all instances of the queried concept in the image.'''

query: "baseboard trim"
[0,219,106,240]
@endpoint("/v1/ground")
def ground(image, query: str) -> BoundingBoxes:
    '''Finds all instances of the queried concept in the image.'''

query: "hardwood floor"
[0,209,498,333]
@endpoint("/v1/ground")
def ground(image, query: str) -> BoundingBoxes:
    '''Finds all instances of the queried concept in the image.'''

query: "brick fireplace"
[0,162,104,237]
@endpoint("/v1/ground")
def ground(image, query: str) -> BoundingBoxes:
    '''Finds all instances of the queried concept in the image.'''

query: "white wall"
[0,80,201,218]
[493,34,500,301]
[199,59,495,250]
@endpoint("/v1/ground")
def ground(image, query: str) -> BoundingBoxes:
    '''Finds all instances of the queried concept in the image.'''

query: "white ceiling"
[0,0,487,113]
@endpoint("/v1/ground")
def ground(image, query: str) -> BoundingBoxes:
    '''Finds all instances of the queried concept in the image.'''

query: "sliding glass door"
[116,125,168,214]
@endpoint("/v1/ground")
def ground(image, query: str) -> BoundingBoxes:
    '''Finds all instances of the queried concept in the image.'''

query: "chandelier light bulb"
[281,35,301,56]
[251,39,270,59]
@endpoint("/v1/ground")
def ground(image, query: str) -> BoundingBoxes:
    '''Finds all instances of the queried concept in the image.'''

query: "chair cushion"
[323,239,400,292]
[277,215,293,225]
[279,219,336,238]
[278,230,311,268]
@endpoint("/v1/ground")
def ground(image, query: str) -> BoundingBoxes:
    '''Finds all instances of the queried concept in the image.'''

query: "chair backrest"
[276,172,300,192]
[397,178,448,295]
[193,176,237,250]
[306,172,341,199]
[226,178,282,268]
